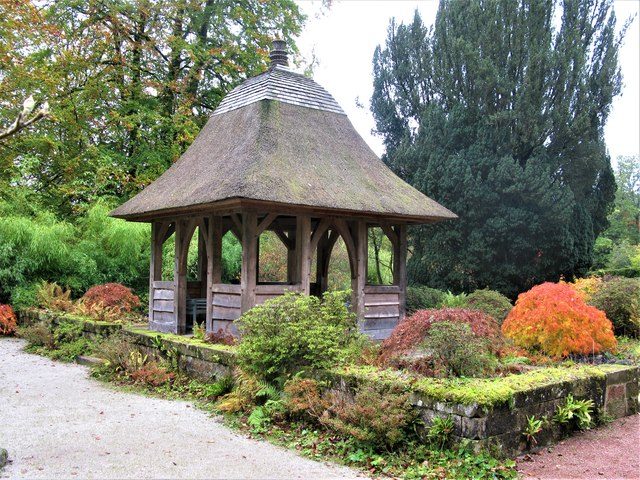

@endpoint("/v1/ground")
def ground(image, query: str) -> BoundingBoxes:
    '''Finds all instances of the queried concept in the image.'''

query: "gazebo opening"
[367,227,395,286]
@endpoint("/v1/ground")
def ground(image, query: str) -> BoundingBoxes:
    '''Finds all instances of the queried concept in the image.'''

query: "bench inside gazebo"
[110,40,456,340]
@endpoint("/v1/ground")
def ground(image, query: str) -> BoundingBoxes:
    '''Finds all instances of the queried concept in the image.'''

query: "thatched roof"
[111,65,456,223]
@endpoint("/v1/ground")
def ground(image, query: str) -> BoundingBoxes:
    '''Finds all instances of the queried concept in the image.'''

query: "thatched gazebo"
[111,40,456,339]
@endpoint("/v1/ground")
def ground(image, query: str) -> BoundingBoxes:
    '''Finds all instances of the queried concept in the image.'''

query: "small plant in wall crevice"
[427,416,455,450]
[553,394,594,431]
[522,415,544,447]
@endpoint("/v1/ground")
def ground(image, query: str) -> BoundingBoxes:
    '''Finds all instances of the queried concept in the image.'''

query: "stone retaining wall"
[124,327,234,381]
[411,365,638,457]
[18,308,124,338]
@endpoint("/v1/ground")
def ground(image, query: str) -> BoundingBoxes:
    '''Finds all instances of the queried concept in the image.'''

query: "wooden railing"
[363,285,401,340]
[150,281,175,332]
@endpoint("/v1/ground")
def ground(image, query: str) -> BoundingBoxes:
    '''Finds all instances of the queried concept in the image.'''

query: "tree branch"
[0,96,50,141]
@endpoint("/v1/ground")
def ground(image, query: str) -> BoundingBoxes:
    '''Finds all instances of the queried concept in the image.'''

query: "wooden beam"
[286,229,297,284]
[204,216,223,332]
[197,226,207,294]
[240,212,258,313]
[174,219,187,334]
[333,219,357,278]
[315,230,330,295]
[230,213,243,234]
[256,213,278,236]
[149,222,162,324]
[211,217,223,284]
[159,222,174,244]
[274,228,294,250]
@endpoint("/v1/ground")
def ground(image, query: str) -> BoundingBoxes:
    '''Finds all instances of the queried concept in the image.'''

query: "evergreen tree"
[372,0,628,296]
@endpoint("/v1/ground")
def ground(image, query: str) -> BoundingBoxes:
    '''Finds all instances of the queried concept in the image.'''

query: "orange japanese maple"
[502,282,616,357]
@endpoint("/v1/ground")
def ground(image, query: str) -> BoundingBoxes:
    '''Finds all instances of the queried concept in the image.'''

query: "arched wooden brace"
[315,229,340,295]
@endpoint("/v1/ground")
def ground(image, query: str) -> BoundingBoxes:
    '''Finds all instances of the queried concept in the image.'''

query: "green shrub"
[589,277,640,337]
[53,319,83,344]
[426,416,455,450]
[10,282,40,310]
[422,321,496,377]
[463,289,512,324]
[406,286,446,313]
[236,291,360,382]
[553,394,594,430]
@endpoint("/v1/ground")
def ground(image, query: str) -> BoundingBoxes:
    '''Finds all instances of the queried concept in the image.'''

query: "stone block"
[605,383,628,418]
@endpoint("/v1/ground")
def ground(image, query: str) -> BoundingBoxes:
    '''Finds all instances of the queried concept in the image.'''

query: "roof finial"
[270,39,289,68]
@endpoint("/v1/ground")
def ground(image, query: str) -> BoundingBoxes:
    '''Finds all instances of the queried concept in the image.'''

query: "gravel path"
[517,414,640,480]
[0,338,361,479]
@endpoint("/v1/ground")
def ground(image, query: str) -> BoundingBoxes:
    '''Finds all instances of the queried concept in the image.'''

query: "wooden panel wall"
[255,284,301,305]
[150,281,176,333]
[362,285,401,340]
[211,283,242,334]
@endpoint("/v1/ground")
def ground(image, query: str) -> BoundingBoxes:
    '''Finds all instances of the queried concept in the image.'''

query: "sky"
[294,0,640,164]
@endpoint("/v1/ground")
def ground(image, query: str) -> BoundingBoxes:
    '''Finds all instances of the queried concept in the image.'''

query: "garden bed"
[16,308,639,457]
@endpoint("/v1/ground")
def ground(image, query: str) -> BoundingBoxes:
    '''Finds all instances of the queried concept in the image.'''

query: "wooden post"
[174,219,187,334]
[241,212,258,313]
[205,216,222,332]
[395,224,407,319]
[256,233,261,284]
[212,217,223,284]
[296,215,311,294]
[149,222,163,324]
[287,229,297,284]
[352,220,367,327]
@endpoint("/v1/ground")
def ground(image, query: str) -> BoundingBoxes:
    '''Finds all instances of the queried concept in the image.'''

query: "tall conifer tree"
[372,0,628,296]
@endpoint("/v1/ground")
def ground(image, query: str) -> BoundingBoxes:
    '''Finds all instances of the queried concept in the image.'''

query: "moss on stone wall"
[334,364,632,408]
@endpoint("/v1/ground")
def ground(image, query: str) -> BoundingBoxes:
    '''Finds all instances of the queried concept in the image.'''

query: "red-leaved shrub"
[81,283,140,313]
[379,308,502,365]
[502,282,617,357]
[129,362,175,386]
[0,304,17,335]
